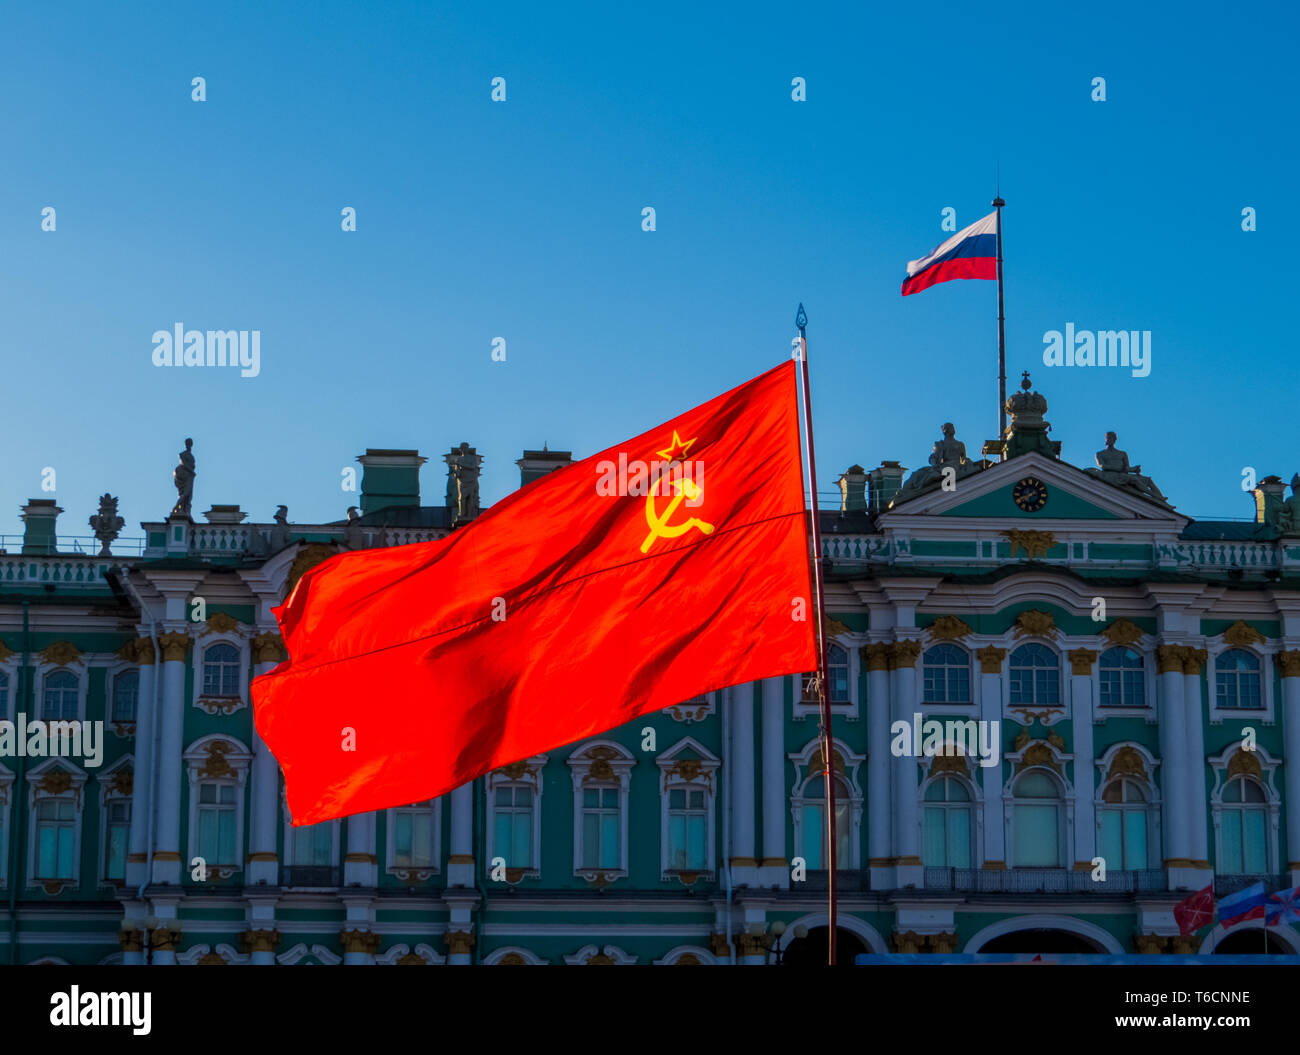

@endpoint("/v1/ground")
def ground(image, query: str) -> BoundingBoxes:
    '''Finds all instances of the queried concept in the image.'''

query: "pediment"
[879,453,1186,527]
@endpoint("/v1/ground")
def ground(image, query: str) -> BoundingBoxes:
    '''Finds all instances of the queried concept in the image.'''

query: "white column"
[864,644,892,878]
[1156,645,1190,875]
[730,683,758,886]
[447,781,474,887]
[1182,647,1211,869]
[1068,649,1097,872]
[1280,654,1300,882]
[978,647,1006,869]
[247,633,284,885]
[759,676,786,886]
[126,642,156,889]
[151,631,189,885]
[343,812,377,886]
[890,641,922,879]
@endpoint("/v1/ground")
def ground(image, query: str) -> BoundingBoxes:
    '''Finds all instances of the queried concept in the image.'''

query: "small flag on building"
[901,211,998,296]
[1266,885,1300,926]
[1217,881,1269,927]
[1173,884,1214,936]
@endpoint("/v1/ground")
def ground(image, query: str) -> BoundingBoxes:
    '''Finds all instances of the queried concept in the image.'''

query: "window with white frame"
[666,786,708,871]
[923,644,972,704]
[656,740,719,879]
[390,801,437,869]
[42,670,79,721]
[567,742,634,879]
[1011,769,1064,867]
[35,799,77,880]
[201,643,241,697]
[27,762,87,887]
[1008,644,1060,706]
[289,822,334,867]
[196,783,238,866]
[111,669,139,723]
[922,774,973,867]
[485,758,544,879]
[103,799,131,883]
[803,644,850,703]
[798,773,850,870]
[1099,777,1151,869]
[1215,650,1262,710]
[1099,647,1145,707]
[1218,776,1268,873]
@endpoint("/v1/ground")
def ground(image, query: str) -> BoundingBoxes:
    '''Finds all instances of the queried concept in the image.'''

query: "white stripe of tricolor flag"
[904,211,998,278]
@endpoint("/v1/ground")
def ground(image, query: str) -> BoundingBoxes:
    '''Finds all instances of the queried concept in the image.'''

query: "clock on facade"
[1012,477,1049,512]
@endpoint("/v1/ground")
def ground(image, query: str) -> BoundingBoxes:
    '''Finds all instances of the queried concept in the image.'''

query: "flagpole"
[993,196,1007,440]
[795,302,838,966]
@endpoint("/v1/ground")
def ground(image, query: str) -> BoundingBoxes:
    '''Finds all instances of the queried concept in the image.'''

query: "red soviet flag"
[254,360,817,824]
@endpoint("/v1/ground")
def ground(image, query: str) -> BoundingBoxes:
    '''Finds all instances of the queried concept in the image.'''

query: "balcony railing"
[1214,873,1285,896]
[281,865,341,888]
[923,866,1166,893]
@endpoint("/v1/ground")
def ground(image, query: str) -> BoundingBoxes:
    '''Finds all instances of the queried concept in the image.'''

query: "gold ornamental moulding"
[1279,650,1300,679]
[201,611,244,636]
[1101,618,1145,648]
[927,616,973,642]
[39,640,83,667]
[1012,609,1057,639]
[1003,529,1057,560]
[1222,620,1266,647]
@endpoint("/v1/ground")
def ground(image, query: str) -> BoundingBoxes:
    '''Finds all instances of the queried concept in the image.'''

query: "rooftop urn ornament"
[88,493,125,556]
[892,422,982,504]
[1083,431,1170,505]
[445,442,482,525]
[170,438,196,517]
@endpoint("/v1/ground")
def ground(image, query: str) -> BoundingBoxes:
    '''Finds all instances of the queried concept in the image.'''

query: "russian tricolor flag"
[901,211,998,296]
[1217,881,1268,927]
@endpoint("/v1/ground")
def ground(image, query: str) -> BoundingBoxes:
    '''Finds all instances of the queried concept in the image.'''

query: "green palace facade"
[3,375,1300,965]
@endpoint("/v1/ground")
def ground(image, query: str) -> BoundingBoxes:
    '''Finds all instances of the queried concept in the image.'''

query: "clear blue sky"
[2,0,1295,541]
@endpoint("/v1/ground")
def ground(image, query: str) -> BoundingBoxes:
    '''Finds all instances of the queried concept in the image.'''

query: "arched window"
[923,775,972,867]
[1219,776,1268,873]
[42,671,78,721]
[1099,647,1144,708]
[1216,650,1262,710]
[1009,644,1060,706]
[1012,770,1063,867]
[1099,777,1149,869]
[800,774,850,870]
[923,644,971,704]
[112,670,139,722]
[202,644,241,697]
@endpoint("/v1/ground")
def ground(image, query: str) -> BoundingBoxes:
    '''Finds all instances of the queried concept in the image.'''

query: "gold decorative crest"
[1101,618,1144,647]
[1013,610,1057,638]
[203,612,242,636]
[928,616,973,642]
[198,740,236,779]
[1222,620,1266,647]
[1107,746,1147,780]
[1227,749,1263,779]
[39,641,82,667]
[1003,529,1057,560]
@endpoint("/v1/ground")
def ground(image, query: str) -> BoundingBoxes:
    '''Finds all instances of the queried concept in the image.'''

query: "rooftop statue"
[1084,431,1169,505]
[446,442,482,524]
[1278,474,1300,536]
[892,422,982,504]
[170,438,195,517]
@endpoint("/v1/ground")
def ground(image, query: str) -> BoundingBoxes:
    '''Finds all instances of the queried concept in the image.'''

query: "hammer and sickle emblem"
[640,477,715,554]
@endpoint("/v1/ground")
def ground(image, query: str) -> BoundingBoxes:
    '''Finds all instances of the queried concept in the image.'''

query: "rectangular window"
[1220,810,1243,873]
[1243,811,1267,873]
[492,787,532,869]
[105,800,130,881]
[581,787,620,870]
[293,823,333,866]
[197,783,237,865]
[667,787,707,871]
[36,799,76,879]
[801,804,824,870]
[1014,805,1060,867]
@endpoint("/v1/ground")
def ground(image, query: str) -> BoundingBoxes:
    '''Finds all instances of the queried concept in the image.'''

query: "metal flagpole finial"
[795,303,807,334]
[992,196,1005,208]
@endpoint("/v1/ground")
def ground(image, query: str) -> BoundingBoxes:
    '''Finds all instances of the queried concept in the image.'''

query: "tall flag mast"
[993,196,1007,438]
[795,302,839,965]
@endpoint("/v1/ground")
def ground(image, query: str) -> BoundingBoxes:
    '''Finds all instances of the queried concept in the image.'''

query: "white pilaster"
[978,648,1006,869]
[125,645,156,890]
[447,781,475,887]
[890,640,922,885]
[343,811,377,886]
[759,676,787,888]
[151,630,189,886]
[1069,650,1096,871]
[1182,647,1211,871]
[1281,658,1300,883]
[1157,645,1192,886]
[730,682,758,887]
[864,644,892,887]
[247,639,283,885]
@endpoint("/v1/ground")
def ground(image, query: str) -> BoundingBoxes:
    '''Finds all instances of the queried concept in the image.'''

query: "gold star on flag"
[655,430,697,461]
